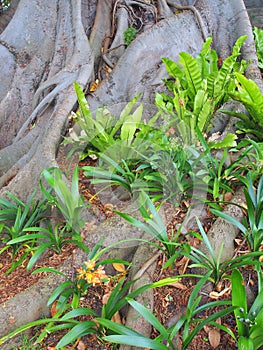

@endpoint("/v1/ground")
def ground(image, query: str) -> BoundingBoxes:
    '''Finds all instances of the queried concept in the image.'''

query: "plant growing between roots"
[2,34,263,349]
[123,27,138,46]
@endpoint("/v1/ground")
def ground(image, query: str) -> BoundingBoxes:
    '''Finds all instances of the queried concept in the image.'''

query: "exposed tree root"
[157,0,173,18]
[166,0,208,41]
[0,0,93,198]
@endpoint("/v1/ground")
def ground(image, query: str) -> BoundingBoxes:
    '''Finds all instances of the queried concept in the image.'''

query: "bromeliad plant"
[177,218,263,290]
[115,191,183,259]
[82,153,165,204]
[188,128,237,203]
[82,146,195,205]
[156,35,247,144]
[141,147,194,205]
[212,174,263,291]
[0,166,90,273]
[186,128,263,205]
[1,166,89,271]
[7,221,90,270]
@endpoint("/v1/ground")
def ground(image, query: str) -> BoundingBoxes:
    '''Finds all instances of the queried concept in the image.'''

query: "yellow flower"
[76,261,108,286]
[76,267,86,280]
[85,272,95,284]
[84,260,96,271]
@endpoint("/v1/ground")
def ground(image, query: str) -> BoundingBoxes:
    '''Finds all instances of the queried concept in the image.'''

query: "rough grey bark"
[0,0,93,199]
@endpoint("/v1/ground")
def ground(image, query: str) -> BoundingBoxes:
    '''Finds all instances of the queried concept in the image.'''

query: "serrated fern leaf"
[213,36,247,103]
[179,52,203,100]
[162,57,183,80]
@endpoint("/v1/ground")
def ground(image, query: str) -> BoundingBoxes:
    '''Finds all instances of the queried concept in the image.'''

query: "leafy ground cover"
[1,33,263,349]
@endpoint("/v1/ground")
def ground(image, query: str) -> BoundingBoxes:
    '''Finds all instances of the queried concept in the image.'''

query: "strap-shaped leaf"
[196,37,218,78]
[231,269,247,337]
[193,89,213,131]
[249,284,263,318]
[127,298,170,341]
[199,37,213,58]
[104,335,168,350]
[56,321,97,348]
[232,35,247,56]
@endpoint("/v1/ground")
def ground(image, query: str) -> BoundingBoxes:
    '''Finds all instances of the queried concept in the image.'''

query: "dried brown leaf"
[224,192,233,202]
[215,318,222,325]
[50,301,58,317]
[209,287,231,299]
[77,340,86,350]
[234,238,243,245]
[176,256,190,275]
[112,263,126,273]
[102,292,111,305]
[204,325,210,333]
[208,329,221,348]
[111,311,122,324]
[168,282,187,290]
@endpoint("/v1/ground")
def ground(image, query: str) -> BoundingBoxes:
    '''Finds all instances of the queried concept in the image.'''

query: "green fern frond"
[179,52,203,100]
